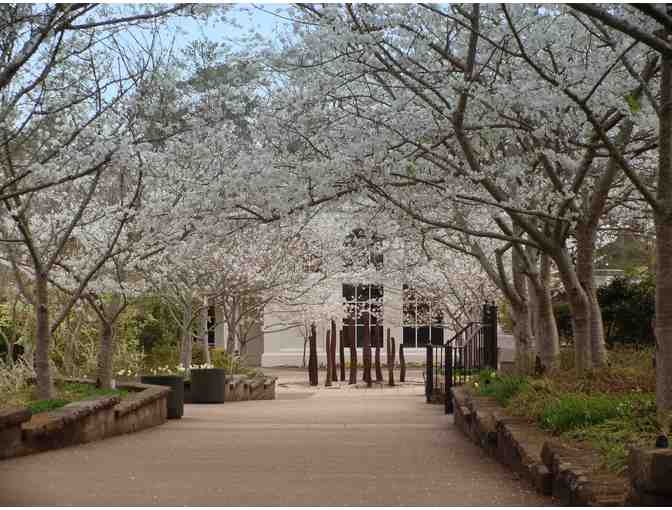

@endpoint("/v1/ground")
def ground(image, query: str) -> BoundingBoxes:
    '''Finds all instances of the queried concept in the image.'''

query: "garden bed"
[449,347,671,505]
[0,379,169,460]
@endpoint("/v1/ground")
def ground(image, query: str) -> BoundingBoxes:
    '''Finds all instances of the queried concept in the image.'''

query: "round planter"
[140,375,184,419]
[190,368,226,403]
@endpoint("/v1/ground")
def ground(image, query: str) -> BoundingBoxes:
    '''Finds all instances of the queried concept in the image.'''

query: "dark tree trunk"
[325,331,332,387]
[308,324,318,386]
[387,329,395,387]
[339,330,346,381]
[363,324,372,387]
[399,342,406,383]
[349,325,357,384]
[330,319,337,378]
[375,328,383,382]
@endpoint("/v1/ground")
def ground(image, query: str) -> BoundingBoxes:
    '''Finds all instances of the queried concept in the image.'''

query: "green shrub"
[598,275,655,346]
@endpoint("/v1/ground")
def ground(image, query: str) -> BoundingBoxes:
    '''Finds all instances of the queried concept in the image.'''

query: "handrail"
[426,304,498,415]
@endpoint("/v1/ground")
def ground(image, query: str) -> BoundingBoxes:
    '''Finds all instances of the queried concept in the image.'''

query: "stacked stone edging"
[0,380,169,461]
[451,386,629,505]
[185,375,277,403]
[627,447,672,505]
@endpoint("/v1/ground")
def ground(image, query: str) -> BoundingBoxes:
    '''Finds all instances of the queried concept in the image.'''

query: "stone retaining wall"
[0,381,169,461]
[451,386,630,505]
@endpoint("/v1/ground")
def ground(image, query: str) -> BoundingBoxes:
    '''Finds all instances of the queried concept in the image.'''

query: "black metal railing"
[425,303,498,414]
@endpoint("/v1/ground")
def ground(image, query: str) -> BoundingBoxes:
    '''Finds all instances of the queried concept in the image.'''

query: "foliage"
[27,399,70,414]
[474,371,528,406]
[211,349,262,377]
[597,275,655,346]
[540,393,635,433]
[552,303,574,343]
[140,337,180,375]
[554,274,656,346]
[0,358,35,407]
[500,346,660,473]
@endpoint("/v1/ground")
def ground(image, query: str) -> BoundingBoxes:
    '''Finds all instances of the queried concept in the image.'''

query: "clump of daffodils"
[189,363,213,370]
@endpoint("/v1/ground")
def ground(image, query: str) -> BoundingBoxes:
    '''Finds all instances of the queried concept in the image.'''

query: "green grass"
[10,382,129,416]
[475,372,529,406]
[28,399,70,414]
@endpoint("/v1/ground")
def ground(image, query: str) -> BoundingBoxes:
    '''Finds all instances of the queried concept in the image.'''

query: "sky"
[170,4,294,52]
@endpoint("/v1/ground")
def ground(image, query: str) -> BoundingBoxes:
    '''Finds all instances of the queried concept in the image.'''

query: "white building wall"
[261,275,446,367]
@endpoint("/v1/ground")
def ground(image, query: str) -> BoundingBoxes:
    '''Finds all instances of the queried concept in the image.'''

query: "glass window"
[342,283,383,347]
[402,285,444,347]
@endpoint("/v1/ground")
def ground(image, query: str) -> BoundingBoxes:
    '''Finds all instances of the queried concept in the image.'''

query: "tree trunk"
[387,329,395,387]
[510,302,535,375]
[374,328,383,382]
[399,342,406,382]
[330,319,337,378]
[325,331,332,387]
[512,248,534,374]
[655,51,672,425]
[529,254,560,371]
[348,325,357,384]
[226,299,237,354]
[576,223,608,367]
[201,298,211,365]
[97,319,114,389]
[34,272,54,399]
[555,250,593,373]
[363,324,372,387]
[308,323,318,386]
[339,329,345,381]
[180,298,193,369]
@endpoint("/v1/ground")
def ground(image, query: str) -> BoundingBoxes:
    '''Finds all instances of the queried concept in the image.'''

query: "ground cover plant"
[1,377,129,416]
[470,346,659,474]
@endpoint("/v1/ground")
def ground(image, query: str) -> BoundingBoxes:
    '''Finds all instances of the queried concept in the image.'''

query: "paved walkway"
[0,376,551,505]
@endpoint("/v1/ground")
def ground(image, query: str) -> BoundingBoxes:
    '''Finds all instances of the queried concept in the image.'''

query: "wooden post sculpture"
[363,323,372,387]
[339,330,346,381]
[349,325,357,384]
[399,341,406,383]
[375,327,383,382]
[330,319,338,380]
[325,330,332,387]
[309,323,318,386]
[387,329,395,386]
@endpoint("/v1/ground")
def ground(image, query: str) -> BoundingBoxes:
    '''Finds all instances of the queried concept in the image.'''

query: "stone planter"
[140,375,184,419]
[190,368,226,403]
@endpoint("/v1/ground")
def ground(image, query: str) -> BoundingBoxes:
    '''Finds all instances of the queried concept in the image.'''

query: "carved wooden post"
[325,330,332,387]
[399,342,406,383]
[363,323,372,387]
[339,330,346,381]
[375,327,383,382]
[330,319,338,380]
[387,329,395,386]
[309,323,318,386]
[349,325,357,384]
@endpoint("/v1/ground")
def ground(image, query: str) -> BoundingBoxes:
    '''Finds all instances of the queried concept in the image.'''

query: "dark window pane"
[417,326,429,347]
[357,284,370,301]
[431,327,444,346]
[356,325,364,348]
[403,327,416,347]
[343,284,355,301]
[370,284,383,300]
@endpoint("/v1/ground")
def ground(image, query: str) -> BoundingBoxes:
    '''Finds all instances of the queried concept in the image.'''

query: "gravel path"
[0,372,552,505]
